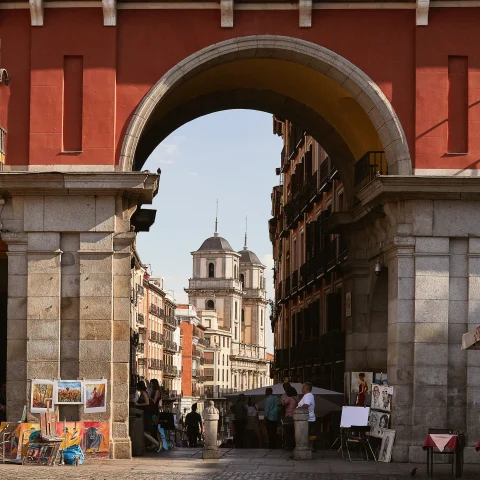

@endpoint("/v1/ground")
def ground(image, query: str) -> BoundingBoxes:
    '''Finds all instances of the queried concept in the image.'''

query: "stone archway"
[120,35,412,179]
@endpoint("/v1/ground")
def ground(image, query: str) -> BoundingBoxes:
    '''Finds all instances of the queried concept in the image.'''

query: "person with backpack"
[234,394,247,448]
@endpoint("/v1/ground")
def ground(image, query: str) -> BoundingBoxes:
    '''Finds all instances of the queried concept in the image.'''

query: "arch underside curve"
[121,35,412,180]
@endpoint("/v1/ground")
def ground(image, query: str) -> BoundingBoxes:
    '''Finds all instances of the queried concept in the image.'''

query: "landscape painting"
[82,422,110,459]
[30,380,55,413]
[84,379,107,413]
[55,381,83,404]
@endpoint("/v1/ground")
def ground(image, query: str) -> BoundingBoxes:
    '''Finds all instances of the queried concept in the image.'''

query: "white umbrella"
[226,382,343,417]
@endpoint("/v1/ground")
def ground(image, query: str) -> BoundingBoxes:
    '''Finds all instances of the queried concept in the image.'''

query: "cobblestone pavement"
[0,449,477,479]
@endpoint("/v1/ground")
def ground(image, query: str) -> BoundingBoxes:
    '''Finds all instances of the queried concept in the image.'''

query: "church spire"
[244,215,248,250]
[214,199,219,237]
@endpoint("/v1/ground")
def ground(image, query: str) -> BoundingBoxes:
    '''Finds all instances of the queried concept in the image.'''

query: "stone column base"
[293,446,312,460]
[110,437,132,459]
[203,446,220,459]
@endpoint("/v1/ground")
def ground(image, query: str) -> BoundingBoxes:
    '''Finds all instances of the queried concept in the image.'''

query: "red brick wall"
[180,321,192,397]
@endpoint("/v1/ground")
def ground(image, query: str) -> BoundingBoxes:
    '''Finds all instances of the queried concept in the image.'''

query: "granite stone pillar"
[293,408,311,460]
[202,400,219,459]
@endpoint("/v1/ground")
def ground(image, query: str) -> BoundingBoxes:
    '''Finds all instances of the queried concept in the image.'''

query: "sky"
[137,110,283,353]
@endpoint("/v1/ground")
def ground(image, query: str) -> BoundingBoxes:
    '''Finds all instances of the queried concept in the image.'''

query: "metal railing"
[354,151,387,189]
[137,344,145,354]
[192,369,198,377]
[137,313,145,325]
[164,339,178,353]
[136,284,145,297]
[163,365,178,376]
[164,315,177,329]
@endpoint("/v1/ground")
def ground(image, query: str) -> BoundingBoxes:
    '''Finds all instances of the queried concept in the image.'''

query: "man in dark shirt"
[185,403,202,447]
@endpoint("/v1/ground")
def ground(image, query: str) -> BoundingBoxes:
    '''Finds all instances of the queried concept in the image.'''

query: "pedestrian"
[245,396,260,448]
[281,386,298,450]
[185,403,202,447]
[264,387,279,449]
[150,379,162,412]
[298,382,316,450]
[234,394,247,448]
[135,380,160,451]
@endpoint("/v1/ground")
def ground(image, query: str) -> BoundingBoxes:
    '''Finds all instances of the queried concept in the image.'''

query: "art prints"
[374,373,388,385]
[350,372,373,407]
[368,410,390,438]
[82,422,109,459]
[30,380,54,413]
[343,372,351,406]
[23,442,60,466]
[371,384,392,412]
[378,429,396,462]
[0,423,19,460]
[84,379,107,413]
[56,422,82,450]
[55,381,83,404]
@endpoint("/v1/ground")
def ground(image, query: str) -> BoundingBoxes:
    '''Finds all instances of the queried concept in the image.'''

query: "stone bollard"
[202,401,220,459]
[293,407,312,460]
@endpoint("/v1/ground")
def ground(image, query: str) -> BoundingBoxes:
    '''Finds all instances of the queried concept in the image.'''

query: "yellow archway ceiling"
[154,59,382,161]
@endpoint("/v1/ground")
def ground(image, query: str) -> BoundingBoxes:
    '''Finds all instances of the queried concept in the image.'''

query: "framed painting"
[30,380,54,414]
[350,372,373,407]
[371,384,392,412]
[54,381,83,405]
[368,410,390,438]
[84,379,107,413]
[55,421,83,450]
[378,429,396,462]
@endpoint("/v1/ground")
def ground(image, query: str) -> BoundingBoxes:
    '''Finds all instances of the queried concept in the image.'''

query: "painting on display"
[378,429,396,462]
[55,422,82,450]
[371,384,392,412]
[343,372,351,406]
[55,381,84,405]
[7,423,40,461]
[368,410,390,438]
[0,423,20,460]
[350,372,373,407]
[30,380,54,413]
[374,373,388,385]
[82,422,109,459]
[84,379,107,413]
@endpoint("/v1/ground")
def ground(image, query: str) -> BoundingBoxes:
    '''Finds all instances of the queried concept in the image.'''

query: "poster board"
[340,406,370,428]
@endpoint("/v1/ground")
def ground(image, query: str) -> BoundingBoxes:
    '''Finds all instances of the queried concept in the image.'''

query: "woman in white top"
[245,396,261,448]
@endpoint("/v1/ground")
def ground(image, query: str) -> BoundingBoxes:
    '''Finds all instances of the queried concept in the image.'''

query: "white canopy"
[226,382,343,417]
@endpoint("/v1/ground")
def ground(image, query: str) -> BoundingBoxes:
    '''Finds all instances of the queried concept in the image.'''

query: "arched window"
[206,299,215,310]
[234,264,237,279]
[240,273,245,287]
[208,262,215,278]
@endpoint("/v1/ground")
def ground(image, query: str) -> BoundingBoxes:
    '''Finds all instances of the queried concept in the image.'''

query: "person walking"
[234,394,247,448]
[264,387,279,449]
[245,396,260,448]
[185,403,203,447]
[298,382,316,450]
[135,380,160,451]
[281,386,298,450]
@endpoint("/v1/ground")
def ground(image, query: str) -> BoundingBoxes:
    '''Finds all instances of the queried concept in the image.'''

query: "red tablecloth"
[423,434,458,452]
[476,440,480,452]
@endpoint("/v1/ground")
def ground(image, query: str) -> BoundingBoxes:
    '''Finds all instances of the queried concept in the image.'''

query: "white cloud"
[158,159,174,165]
[188,171,199,176]
[164,144,178,156]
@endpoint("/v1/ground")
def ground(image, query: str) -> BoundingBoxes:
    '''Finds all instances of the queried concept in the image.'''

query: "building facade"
[185,228,270,397]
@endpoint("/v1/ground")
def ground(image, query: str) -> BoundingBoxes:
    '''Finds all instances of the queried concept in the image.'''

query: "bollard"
[293,407,312,460]
[202,400,220,459]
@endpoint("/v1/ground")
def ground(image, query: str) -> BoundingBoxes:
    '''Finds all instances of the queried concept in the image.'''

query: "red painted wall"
[0,7,479,171]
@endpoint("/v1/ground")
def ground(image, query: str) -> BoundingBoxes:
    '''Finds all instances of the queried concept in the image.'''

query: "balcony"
[198,338,208,347]
[280,145,289,173]
[326,236,348,272]
[164,339,178,353]
[274,348,289,370]
[148,358,164,370]
[164,315,177,329]
[163,365,178,377]
[354,151,387,191]
[291,270,298,294]
[231,342,265,360]
[150,304,162,318]
[136,284,145,297]
[205,386,235,398]
[187,278,242,291]
[137,343,145,354]
[285,276,291,298]
[192,369,198,377]
[137,313,145,326]
[299,263,307,290]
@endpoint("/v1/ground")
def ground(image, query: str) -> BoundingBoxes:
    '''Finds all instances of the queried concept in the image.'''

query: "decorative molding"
[29,0,44,26]
[102,0,116,26]
[416,0,430,25]
[299,0,311,27]
[220,0,233,27]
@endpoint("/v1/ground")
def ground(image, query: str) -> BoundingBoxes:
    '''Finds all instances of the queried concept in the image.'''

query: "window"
[235,326,238,340]
[208,262,215,278]
[234,264,237,279]
[261,310,264,327]
[218,353,220,365]
[234,375,237,388]
[235,301,238,320]
[240,273,245,288]
[222,354,224,366]
[241,308,245,323]
[222,370,225,382]
[227,338,230,348]
[222,337,225,347]
[206,299,215,310]
[226,370,229,382]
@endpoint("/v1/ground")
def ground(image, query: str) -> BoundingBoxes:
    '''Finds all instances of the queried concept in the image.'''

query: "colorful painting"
[55,381,83,404]
[82,422,109,459]
[371,384,392,412]
[0,423,19,460]
[8,423,40,460]
[30,380,54,413]
[84,379,107,413]
[368,410,390,438]
[350,372,373,407]
[374,373,388,385]
[378,429,396,462]
[56,422,82,450]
